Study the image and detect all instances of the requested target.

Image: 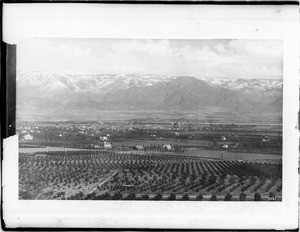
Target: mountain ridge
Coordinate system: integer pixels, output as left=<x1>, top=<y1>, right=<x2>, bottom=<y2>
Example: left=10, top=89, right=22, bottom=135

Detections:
left=16, top=71, right=282, bottom=120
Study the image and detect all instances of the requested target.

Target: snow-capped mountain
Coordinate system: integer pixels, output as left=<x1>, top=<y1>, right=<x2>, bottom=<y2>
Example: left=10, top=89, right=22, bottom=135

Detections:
left=16, top=71, right=282, bottom=119
left=17, top=71, right=173, bottom=93
left=17, top=72, right=282, bottom=92
left=17, top=71, right=282, bottom=92
left=199, top=77, right=282, bottom=91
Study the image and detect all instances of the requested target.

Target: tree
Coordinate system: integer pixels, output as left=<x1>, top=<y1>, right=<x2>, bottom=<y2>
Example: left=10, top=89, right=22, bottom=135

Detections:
left=209, top=175, right=216, bottom=184
left=125, top=193, right=136, bottom=200
left=195, top=194, right=203, bottom=201
left=181, top=194, right=189, bottom=201
left=140, top=194, right=149, bottom=200
left=112, top=192, right=122, bottom=200
left=167, top=193, right=176, bottom=201
left=210, top=194, right=217, bottom=201
left=224, top=193, right=232, bottom=201
left=100, top=192, right=110, bottom=200
left=254, top=192, right=262, bottom=201
left=269, top=192, right=276, bottom=201
left=153, top=193, right=162, bottom=200
left=86, top=192, right=96, bottom=200
left=239, top=192, right=247, bottom=201
left=78, top=191, right=84, bottom=198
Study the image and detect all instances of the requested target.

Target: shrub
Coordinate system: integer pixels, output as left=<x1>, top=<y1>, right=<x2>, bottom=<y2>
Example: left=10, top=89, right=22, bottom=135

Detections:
left=210, top=194, right=217, bottom=201
left=153, top=193, right=162, bottom=200
left=140, top=194, right=149, bottom=200
left=239, top=192, right=247, bottom=201
left=224, top=193, right=232, bottom=201
left=100, top=192, right=110, bottom=200
left=180, top=194, right=189, bottom=201
left=112, top=192, right=123, bottom=200
left=167, top=193, right=176, bottom=201
left=195, top=194, right=203, bottom=201
left=125, top=193, right=136, bottom=200
left=269, top=192, right=276, bottom=200
left=254, top=192, right=262, bottom=201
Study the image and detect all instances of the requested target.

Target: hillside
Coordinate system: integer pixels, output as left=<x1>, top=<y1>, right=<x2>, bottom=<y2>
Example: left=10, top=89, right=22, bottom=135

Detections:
left=17, top=71, right=282, bottom=121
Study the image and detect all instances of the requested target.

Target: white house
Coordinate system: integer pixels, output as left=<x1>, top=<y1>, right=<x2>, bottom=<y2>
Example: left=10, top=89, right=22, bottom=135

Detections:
left=100, top=136, right=108, bottom=141
left=23, top=134, right=33, bottom=141
left=163, top=144, right=172, bottom=150
left=104, top=141, right=112, bottom=149
left=133, top=145, right=144, bottom=150
left=222, top=144, right=229, bottom=149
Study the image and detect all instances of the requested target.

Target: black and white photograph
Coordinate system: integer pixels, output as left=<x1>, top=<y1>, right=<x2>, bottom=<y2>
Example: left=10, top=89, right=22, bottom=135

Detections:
left=17, top=38, right=283, bottom=201
left=2, top=3, right=299, bottom=229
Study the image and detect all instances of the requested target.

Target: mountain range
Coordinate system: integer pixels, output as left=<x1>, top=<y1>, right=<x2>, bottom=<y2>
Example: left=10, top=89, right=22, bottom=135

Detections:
left=16, top=71, right=282, bottom=120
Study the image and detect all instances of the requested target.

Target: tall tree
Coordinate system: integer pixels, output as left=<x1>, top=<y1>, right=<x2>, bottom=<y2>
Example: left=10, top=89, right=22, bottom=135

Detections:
left=239, top=192, right=247, bottom=201
left=210, top=194, right=217, bottom=201
left=254, top=192, right=262, bottom=201
left=224, top=193, right=232, bottom=201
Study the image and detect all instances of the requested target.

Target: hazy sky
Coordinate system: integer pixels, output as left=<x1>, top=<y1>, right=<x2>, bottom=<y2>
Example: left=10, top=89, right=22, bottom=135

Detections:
left=18, top=38, right=283, bottom=79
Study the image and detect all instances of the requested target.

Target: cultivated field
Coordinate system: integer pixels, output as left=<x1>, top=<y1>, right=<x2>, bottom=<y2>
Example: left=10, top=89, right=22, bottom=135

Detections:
left=18, top=119, right=282, bottom=201
left=19, top=150, right=282, bottom=201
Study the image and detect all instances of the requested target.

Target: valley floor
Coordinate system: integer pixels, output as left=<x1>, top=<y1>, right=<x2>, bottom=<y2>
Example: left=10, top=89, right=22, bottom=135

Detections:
left=19, top=149, right=282, bottom=201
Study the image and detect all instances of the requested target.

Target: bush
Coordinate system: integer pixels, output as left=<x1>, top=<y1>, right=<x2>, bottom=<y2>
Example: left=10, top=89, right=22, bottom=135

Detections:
left=269, top=192, right=276, bottom=200
left=167, top=193, right=176, bottom=201
left=195, top=194, right=203, bottom=201
left=86, top=192, right=96, bottom=200
left=254, top=192, right=261, bottom=201
left=210, top=194, right=217, bottom=201
left=239, top=192, right=247, bottom=201
left=99, top=192, right=110, bottom=200
left=140, top=194, right=149, bottom=200
left=180, top=194, right=189, bottom=201
left=125, top=193, right=136, bottom=200
left=224, top=193, right=232, bottom=201
left=153, top=193, right=162, bottom=200
left=112, top=192, right=123, bottom=200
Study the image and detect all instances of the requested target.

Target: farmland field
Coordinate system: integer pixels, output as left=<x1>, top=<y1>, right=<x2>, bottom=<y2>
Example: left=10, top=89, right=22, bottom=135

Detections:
left=19, top=149, right=282, bottom=201
left=18, top=120, right=282, bottom=201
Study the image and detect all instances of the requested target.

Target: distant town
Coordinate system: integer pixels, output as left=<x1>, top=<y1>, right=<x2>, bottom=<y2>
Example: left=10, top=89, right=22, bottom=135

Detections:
left=18, top=120, right=282, bottom=155
left=19, top=119, right=282, bottom=201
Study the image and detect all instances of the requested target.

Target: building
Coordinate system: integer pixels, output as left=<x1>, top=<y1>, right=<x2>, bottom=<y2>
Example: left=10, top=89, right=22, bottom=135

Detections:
left=221, top=136, right=227, bottom=141
left=23, top=134, right=33, bottom=141
left=162, top=144, right=172, bottom=151
left=100, top=136, right=108, bottom=141
left=222, top=144, right=229, bottom=149
left=133, top=145, right=144, bottom=150
left=104, top=141, right=112, bottom=149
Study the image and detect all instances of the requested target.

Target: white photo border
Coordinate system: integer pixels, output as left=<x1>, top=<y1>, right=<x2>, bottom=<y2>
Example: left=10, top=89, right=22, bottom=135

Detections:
left=3, top=3, right=299, bottom=229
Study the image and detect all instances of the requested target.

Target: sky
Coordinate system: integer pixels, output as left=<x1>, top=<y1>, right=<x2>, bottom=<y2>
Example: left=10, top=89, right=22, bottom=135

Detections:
left=17, top=38, right=283, bottom=79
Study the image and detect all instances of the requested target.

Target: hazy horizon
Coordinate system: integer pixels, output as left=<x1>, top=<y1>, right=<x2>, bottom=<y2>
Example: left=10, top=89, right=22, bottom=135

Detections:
left=18, top=38, right=283, bottom=80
